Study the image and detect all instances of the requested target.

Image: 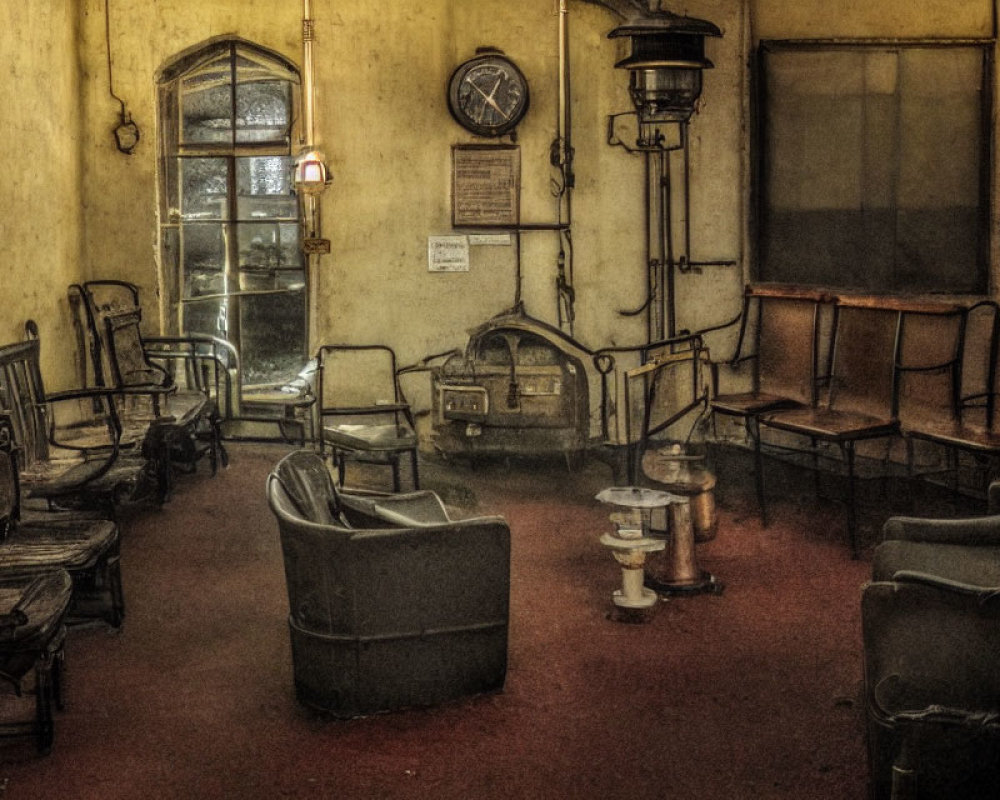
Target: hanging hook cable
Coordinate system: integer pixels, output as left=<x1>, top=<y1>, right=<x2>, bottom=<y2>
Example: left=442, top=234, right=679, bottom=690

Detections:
left=104, top=0, right=139, bottom=153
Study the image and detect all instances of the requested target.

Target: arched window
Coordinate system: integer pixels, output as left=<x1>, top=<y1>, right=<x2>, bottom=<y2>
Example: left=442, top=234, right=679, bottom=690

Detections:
left=158, top=39, right=306, bottom=389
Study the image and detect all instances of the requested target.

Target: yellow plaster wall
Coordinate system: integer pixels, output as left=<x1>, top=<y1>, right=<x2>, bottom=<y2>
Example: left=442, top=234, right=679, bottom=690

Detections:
left=71, top=0, right=747, bottom=372
left=6, top=0, right=997, bottom=392
left=0, top=1, right=85, bottom=389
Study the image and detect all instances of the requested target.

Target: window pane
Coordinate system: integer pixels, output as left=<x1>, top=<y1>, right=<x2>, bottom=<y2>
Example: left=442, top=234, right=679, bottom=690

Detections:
left=182, top=224, right=227, bottom=297
left=180, top=52, right=234, bottom=144
left=236, top=156, right=296, bottom=220
left=236, top=80, right=292, bottom=144
left=240, top=291, right=307, bottom=386
left=182, top=296, right=227, bottom=340
left=181, top=158, right=229, bottom=220
left=238, top=223, right=302, bottom=276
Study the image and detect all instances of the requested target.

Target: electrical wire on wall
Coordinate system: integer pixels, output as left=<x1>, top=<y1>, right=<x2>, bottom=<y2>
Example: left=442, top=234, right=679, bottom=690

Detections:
left=105, top=0, right=140, bottom=154
left=552, top=0, right=576, bottom=335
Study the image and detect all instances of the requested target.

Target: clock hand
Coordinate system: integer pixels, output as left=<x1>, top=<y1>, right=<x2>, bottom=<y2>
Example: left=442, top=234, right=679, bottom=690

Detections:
left=470, top=78, right=511, bottom=120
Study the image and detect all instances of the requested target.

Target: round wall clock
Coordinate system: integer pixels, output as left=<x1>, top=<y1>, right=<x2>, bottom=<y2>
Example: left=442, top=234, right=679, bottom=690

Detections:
left=447, top=50, right=530, bottom=137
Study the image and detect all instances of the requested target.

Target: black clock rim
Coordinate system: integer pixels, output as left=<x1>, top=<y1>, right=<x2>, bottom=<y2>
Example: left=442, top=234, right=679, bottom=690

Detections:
left=447, top=53, right=530, bottom=138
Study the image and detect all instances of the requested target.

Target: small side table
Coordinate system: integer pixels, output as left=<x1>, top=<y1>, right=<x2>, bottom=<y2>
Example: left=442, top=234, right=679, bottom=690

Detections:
left=596, top=487, right=672, bottom=617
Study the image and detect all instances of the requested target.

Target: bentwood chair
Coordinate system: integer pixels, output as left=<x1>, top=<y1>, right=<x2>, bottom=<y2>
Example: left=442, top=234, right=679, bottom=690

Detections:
left=315, top=345, right=419, bottom=492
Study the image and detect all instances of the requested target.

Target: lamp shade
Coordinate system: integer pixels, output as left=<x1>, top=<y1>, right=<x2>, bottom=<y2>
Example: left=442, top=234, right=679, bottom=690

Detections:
left=609, top=12, right=720, bottom=124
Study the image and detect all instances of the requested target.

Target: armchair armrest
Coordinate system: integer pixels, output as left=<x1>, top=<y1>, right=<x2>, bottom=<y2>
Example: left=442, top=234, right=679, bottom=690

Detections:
left=891, top=570, right=1000, bottom=604
left=989, top=481, right=1000, bottom=514
left=881, top=514, right=1000, bottom=547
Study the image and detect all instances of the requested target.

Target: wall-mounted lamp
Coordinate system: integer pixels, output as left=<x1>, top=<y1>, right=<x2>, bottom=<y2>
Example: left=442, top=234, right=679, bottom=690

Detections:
left=609, top=11, right=720, bottom=126
left=293, top=149, right=332, bottom=195
left=114, top=112, right=141, bottom=155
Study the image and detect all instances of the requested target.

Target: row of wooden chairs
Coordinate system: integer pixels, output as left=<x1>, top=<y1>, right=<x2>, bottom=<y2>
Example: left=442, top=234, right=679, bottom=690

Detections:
left=0, top=281, right=228, bottom=754
left=711, top=285, right=997, bottom=557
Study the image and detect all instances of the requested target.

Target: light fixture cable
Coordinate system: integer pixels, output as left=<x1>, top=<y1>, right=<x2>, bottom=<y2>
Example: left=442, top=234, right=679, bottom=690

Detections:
left=104, top=0, right=140, bottom=154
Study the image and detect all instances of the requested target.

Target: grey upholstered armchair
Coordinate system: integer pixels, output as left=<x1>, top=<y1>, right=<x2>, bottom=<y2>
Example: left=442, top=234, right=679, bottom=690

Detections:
left=266, top=450, right=510, bottom=718
left=862, top=486, right=1000, bottom=800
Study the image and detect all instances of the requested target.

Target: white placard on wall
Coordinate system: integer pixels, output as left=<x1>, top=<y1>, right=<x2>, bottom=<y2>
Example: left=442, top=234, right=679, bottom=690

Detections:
left=428, top=235, right=470, bottom=272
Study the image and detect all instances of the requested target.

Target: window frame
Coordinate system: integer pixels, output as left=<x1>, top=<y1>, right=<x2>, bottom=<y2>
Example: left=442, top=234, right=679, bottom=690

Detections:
left=157, top=38, right=308, bottom=389
left=753, top=38, right=994, bottom=295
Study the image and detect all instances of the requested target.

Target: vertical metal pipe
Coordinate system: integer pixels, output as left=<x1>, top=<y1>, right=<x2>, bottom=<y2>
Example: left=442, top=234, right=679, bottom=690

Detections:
left=644, top=151, right=655, bottom=343
left=301, top=0, right=320, bottom=354
left=302, top=0, right=316, bottom=149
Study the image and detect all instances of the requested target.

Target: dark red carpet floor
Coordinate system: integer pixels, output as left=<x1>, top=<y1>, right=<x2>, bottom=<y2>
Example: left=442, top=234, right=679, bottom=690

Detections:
left=0, top=443, right=885, bottom=798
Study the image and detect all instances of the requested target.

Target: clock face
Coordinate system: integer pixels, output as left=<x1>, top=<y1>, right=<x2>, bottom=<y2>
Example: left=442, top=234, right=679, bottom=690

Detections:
left=447, top=53, right=530, bottom=137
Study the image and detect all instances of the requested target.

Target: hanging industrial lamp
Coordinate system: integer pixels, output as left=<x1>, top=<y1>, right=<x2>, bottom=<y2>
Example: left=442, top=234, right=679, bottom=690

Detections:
left=608, top=11, right=720, bottom=125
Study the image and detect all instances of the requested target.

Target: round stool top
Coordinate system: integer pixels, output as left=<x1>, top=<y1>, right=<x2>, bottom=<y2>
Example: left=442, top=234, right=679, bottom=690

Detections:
left=595, top=486, right=684, bottom=508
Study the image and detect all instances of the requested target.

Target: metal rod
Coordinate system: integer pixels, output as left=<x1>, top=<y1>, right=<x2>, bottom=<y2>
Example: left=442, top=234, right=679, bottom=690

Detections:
left=662, top=147, right=676, bottom=339
left=302, top=0, right=316, bottom=149
left=645, top=150, right=655, bottom=342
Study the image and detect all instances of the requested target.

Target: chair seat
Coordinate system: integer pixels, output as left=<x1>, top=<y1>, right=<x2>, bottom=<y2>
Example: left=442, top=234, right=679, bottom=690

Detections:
left=0, top=571, right=73, bottom=655
left=323, top=423, right=417, bottom=452
left=1, top=519, right=118, bottom=573
left=22, top=454, right=147, bottom=501
left=762, top=406, right=899, bottom=442
left=711, top=392, right=802, bottom=417
left=906, top=419, right=1000, bottom=453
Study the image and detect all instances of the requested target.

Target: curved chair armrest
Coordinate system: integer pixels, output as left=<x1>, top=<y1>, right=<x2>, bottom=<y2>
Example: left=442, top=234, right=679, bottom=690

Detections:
left=355, top=492, right=452, bottom=526
left=989, top=481, right=1000, bottom=515
left=892, top=570, right=1000, bottom=603
left=882, top=514, right=1000, bottom=546
left=43, top=388, right=123, bottom=456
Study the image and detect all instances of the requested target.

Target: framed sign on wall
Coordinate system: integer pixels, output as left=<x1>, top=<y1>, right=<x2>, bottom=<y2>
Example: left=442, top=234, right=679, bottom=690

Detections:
left=451, top=145, right=520, bottom=228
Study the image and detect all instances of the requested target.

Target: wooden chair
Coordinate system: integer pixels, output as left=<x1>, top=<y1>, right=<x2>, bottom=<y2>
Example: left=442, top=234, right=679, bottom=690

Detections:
left=70, top=282, right=226, bottom=495
left=0, top=335, right=151, bottom=513
left=902, top=300, right=1000, bottom=497
left=759, top=297, right=908, bottom=557
left=0, top=569, right=73, bottom=754
left=710, top=285, right=832, bottom=524
left=0, top=415, right=125, bottom=629
left=315, top=345, right=418, bottom=492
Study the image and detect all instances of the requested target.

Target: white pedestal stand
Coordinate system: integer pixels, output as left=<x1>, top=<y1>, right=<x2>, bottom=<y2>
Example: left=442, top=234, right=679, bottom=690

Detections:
left=596, top=487, right=677, bottom=619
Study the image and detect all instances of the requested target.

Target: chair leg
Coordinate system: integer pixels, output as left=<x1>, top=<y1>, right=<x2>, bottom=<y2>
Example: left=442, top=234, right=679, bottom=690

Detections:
left=751, top=417, right=768, bottom=527
left=108, top=557, right=125, bottom=629
left=842, top=442, right=860, bottom=559
left=34, top=657, right=54, bottom=755
left=811, top=436, right=822, bottom=499
left=52, top=648, right=65, bottom=712
left=410, top=448, right=420, bottom=491
left=391, top=455, right=402, bottom=493
left=890, top=733, right=918, bottom=800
